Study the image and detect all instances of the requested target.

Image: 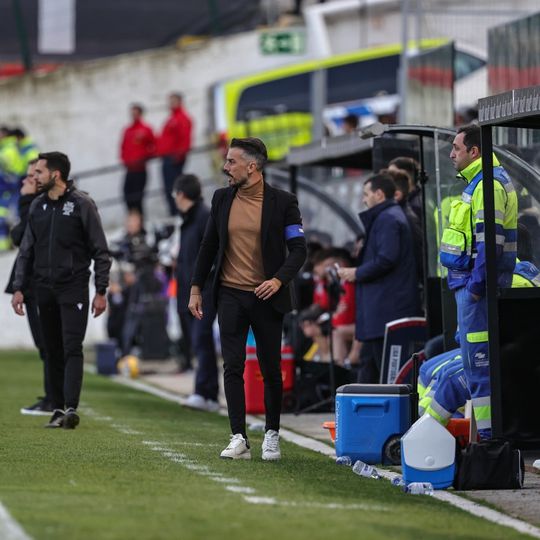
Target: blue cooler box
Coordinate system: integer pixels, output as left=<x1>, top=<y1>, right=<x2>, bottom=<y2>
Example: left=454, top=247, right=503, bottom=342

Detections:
left=335, top=384, right=411, bottom=464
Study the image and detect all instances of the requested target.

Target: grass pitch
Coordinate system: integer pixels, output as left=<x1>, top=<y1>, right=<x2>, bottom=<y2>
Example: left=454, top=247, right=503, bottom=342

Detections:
left=0, top=350, right=531, bottom=540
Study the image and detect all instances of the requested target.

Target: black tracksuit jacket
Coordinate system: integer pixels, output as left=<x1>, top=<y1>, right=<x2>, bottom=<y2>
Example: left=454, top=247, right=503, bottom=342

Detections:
left=12, top=183, right=111, bottom=295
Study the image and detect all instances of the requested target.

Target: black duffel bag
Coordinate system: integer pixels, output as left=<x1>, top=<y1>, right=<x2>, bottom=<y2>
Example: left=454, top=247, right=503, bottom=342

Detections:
left=454, top=439, right=524, bottom=490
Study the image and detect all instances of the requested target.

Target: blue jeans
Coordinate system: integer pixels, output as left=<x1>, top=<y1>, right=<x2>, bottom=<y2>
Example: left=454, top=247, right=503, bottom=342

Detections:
left=455, top=287, right=491, bottom=439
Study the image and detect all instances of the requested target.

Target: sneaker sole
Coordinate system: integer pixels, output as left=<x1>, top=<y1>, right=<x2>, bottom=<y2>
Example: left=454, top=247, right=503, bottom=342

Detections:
left=62, top=414, right=80, bottom=430
left=262, top=453, right=281, bottom=461
left=220, top=452, right=252, bottom=460
left=20, top=409, right=54, bottom=416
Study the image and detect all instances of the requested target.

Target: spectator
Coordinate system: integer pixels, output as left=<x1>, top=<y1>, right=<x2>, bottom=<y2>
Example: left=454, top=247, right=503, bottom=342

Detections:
left=299, top=304, right=330, bottom=362
left=342, top=113, right=359, bottom=134
left=388, top=156, right=422, bottom=223
left=120, top=104, right=155, bottom=215
left=386, top=167, right=423, bottom=283
left=174, top=173, right=219, bottom=410
left=338, top=173, right=420, bottom=383
left=157, top=93, right=193, bottom=216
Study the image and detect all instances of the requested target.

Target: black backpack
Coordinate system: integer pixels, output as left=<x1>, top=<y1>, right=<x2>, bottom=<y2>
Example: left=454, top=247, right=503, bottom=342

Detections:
left=454, top=439, right=524, bottom=490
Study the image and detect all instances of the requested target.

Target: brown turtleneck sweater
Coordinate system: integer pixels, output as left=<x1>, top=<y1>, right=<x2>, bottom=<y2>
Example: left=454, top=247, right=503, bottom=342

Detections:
left=220, top=179, right=266, bottom=291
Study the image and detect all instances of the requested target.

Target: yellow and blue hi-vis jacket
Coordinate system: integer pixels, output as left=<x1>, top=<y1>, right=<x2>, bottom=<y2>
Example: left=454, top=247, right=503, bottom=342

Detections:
left=440, top=156, right=518, bottom=295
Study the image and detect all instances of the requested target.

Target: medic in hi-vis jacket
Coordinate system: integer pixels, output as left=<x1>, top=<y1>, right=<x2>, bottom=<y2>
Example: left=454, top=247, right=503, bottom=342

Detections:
left=438, top=126, right=518, bottom=438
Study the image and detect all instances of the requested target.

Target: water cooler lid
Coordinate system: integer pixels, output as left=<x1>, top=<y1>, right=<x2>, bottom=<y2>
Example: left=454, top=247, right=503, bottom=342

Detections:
left=336, top=384, right=411, bottom=395
left=402, top=415, right=456, bottom=470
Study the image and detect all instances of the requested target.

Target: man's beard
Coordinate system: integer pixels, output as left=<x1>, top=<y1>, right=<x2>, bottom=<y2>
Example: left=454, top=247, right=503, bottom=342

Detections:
left=39, top=174, right=56, bottom=192
left=227, top=174, right=248, bottom=188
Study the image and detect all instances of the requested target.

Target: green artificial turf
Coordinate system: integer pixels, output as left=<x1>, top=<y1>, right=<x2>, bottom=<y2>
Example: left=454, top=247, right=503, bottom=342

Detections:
left=0, top=350, right=531, bottom=540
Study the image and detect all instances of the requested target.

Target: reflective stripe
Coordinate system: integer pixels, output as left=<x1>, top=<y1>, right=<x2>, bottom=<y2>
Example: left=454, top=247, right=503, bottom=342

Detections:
left=502, top=182, right=515, bottom=194
left=440, top=243, right=470, bottom=255
left=504, top=242, right=517, bottom=252
left=476, top=418, right=492, bottom=430
left=417, top=381, right=426, bottom=399
left=476, top=232, right=506, bottom=245
left=475, top=209, right=505, bottom=222
left=467, top=331, right=488, bottom=343
left=425, top=401, right=451, bottom=426
left=462, top=193, right=472, bottom=203
left=472, top=396, right=491, bottom=408
left=532, top=276, right=540, bottom=287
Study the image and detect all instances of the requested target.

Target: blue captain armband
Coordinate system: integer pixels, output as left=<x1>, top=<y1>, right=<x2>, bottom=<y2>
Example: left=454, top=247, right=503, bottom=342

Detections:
left=285, top=224, right=305, bottom=240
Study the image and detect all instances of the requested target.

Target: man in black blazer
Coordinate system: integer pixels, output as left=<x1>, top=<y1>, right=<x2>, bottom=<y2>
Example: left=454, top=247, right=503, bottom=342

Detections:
left=189, top=137, right=306, bottom=460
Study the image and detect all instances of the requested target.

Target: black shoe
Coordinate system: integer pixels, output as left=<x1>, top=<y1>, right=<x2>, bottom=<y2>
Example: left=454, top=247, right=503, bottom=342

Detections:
left=62, top=408, right=80, bottom=430
left=21, top=397, right=54, bottom=416
left=45, top=409, right=65, bottom=428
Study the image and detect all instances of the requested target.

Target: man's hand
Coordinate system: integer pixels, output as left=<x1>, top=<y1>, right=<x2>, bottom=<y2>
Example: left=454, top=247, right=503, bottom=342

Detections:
left=11, top=291, right=25, bottom=316
left=92, top=293, right=107, bottom=318
left=337, top=267, right=357, bottom=282
left=254, top=278, right=281, bottom=300
left=188, top=293, right=203, bottom=320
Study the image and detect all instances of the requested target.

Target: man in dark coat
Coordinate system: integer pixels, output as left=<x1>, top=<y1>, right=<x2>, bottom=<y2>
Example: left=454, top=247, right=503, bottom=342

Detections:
left=338, top=172, right=420, bottom=383
left=174, top=173, right=219, bottom=411
left=189, top=137, right=306, bottom=461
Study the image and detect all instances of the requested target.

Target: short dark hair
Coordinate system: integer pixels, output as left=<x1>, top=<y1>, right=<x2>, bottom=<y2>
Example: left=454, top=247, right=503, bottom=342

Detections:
left=385, top=168, right=410, bottom=198
left=173, top=173, right=201, bottom=201
left=457, top=124, right=481, bottom=153
left=230, top=137, right=268, bottom=170
left=38, top=152, right=71, bottom=182
left=389, top=156, right=419, bottom=185
left=343, top=113, right=359, bottom=129
left=131, top=103, right=144, bottom=115
left=11, top=127, right=25, bottom=139
left=299, top=304, right=325, bottom=324
left=365, top=172, right=396, bottom=200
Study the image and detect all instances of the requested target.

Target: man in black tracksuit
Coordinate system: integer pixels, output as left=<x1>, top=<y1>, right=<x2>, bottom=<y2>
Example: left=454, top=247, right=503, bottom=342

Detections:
left=5, top=159, right=53, bottom=415
left=11, top=152, right=111, bottom=429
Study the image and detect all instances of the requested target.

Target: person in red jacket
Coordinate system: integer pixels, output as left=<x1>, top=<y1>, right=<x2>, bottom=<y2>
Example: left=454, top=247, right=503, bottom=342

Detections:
left=157, top=93, right=193, bottom=215
left=120, top=104, right=155, bottom=215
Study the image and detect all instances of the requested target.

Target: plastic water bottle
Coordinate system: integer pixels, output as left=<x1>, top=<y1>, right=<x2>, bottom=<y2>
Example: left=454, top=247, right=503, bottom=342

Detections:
left=352, top=460, right=380, bottom=479
left=335, top=456, right=352, bottom=466
left=405, top=482, right=434, bottom=495
left=391, top=476, right=406, bottom=488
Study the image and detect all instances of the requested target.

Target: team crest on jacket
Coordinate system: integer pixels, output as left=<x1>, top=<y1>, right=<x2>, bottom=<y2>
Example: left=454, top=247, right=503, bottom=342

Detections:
left=62, top=201, right=75, bottom=216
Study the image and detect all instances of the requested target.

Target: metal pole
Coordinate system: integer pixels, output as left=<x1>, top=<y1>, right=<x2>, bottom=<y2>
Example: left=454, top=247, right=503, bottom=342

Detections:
left=12, top=0, right=32, bottom=72
left=480, top=125, right=502, bottom=438
left=310, top=69, right=327, bottom=141
left=398, top=0, right=410, bottom=123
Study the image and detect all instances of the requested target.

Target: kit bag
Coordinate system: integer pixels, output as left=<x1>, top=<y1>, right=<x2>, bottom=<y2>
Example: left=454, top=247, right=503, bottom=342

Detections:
left=454, top=439, right=524, bottom=490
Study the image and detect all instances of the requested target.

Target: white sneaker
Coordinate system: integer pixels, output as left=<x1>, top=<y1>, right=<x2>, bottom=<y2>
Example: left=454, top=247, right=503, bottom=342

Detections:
left=220, top=434, right=251, bottom=460
left=262, top=430, right=281, bottom=461
left=205, top=399, right=220, bottom=412
left=184, top=394, right=207, bottom=410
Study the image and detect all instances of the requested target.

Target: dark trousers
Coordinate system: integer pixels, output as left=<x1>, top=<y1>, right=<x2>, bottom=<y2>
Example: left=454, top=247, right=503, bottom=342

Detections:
left=218, top=286, right=284, bottom=437
left=178, top=302, right=218, bottom=401
left=123, top=170, right=147, bottom=215
left=162, top=156, right=185, bottom=216
left=36, top=286, right=89, bottom=410
left=357, top=338, right=384, bottom=384
left=25, top=294, right=52, bottom=401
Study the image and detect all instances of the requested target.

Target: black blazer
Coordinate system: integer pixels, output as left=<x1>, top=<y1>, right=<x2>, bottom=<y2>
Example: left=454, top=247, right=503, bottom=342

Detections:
left=191, top=181, right=307, bottom=314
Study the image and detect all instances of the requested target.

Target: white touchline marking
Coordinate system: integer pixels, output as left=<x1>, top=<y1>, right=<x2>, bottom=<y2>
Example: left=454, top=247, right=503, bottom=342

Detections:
left=244, top=496, right=277, bottom=505
left=0, top=502, right=32, bottom=540
left=226, top=486, right=256, bottom=494
left=209, top=477, right=241, bottom=484
left=109, top=375, right=540, bottom=537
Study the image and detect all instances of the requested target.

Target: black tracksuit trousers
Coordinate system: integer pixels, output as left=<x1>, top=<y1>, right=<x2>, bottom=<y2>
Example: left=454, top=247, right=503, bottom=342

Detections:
left=36, top=285, right=89, bottom=410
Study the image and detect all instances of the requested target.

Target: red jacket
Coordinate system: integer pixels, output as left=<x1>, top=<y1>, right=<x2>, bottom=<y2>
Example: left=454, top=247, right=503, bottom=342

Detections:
left=120, top=120, right=155, bottom=171
left=157, top=106, right=192, bottom=161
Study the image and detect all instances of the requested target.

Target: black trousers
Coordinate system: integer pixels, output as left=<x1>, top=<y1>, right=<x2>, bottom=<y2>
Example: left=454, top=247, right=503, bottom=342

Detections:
left=162, top=156, right=185, bottom=216
left=123, top=170, right=147, bottom=215
left=218, top=287, right=284, bottom=437
left=178, top=303, right=218, bottom=401
left=357, top=338, right=384, bottom=384
left=25, top=293, right=52, bottom=401
left=36, top=286, right=89, bottom=410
